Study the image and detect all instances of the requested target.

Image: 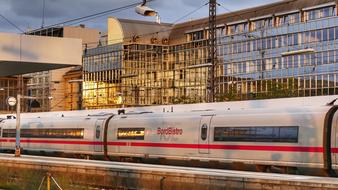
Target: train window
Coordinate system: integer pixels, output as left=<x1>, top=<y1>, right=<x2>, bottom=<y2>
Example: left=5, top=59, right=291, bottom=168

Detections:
left=2, top=129, right=15, bottom=138
left=117, top=128, right=145, bottom=140
left=214, top=126, right=298, bottom=143
left=96, top=126, right=100, bottom=139
left=2, top=128, right=84, bottom=139
left=201, top=124, right=208, bottom=141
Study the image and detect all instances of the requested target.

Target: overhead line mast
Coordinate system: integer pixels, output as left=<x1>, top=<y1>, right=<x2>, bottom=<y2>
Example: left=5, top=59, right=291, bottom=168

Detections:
left=208, top=0, right=217, bottom=102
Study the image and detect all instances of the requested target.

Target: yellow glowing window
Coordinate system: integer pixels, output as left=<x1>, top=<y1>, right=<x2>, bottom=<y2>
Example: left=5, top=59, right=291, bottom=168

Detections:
left=117, top=128, right=145, bottom=140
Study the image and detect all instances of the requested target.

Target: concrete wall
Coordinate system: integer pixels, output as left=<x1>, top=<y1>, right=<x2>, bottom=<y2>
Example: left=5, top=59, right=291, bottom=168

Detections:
left=0, top=155, right=337, bottom=190
left=64, top=26, right=100, bottom=49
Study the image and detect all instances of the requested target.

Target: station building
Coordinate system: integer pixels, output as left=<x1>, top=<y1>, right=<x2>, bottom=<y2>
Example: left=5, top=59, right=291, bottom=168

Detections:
left=26, top=25, right=100, bottom=111
left=0, top=32, right=82, bottom=113
left=83, top=0, right=338, bottom=109
left=0, top=77, right=28, bottom=113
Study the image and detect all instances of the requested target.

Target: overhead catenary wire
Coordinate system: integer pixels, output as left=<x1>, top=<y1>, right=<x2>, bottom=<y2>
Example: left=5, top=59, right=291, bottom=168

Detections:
left=28, top=0, right=155, bottom=34
left=80, top=1, right=210, bottom=47
left=93, top=0, right=285, bottom=46
left=0, top=14, right=25, bottom=33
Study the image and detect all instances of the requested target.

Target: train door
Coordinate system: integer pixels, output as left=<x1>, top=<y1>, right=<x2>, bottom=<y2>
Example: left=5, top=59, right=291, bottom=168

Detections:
left=94, top=119, right=104, bottom=152
left=0, top=127, right=2, bottom=149
left=198, top=115, right=213, bottom=154
left=335, top=116, right=338, bottom=164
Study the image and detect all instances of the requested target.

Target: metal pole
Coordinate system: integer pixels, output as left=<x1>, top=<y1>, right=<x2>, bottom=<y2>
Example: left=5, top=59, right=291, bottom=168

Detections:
left=15, top=94, right=21, bottom=157
left=47, top=172, right=51, bottom=190
left=208, top=0, right=217, bottom=102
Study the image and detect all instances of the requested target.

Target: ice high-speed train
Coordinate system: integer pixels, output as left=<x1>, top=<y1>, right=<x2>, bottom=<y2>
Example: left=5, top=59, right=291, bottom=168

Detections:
left=1, top=96, right=338, bottom=176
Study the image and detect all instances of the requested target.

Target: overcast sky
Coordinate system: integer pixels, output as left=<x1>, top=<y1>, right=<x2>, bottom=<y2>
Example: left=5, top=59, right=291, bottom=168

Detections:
left=0, top=0, right=281, bottom=33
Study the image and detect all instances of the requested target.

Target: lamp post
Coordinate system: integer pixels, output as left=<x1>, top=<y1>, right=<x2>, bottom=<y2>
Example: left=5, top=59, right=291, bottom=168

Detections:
left=6, top=94, right=51, bottom=157
left=14, top=94, right=24, bottom=157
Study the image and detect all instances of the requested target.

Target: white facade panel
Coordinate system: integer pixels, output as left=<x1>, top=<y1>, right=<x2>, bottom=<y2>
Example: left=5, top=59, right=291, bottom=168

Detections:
left=0, top=32, right=82, bottom=76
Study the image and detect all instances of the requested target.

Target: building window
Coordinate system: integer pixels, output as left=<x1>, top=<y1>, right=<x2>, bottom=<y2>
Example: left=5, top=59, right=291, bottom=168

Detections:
left=228, top=23, right=248, bottom=35
left=214, top=126, right=299, bottom=142
left=305, top=6, right=336, bottom=21
left=2, top=128, right=84, bottom=139
left=187, top=31, right=205, bottom=41
left=250, top=18, right=273, bottom=31
left=117, top=128, right=145, bottom=140
left=276, top=12, right=300, bottom=26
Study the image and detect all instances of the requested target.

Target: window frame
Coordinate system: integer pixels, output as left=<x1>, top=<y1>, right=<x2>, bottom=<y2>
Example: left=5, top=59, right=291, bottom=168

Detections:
left=213, top=126, right=299, bottom=143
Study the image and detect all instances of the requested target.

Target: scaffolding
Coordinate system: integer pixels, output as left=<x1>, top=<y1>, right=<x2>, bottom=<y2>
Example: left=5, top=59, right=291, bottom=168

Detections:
left=0, top=77, right=28, bottom=114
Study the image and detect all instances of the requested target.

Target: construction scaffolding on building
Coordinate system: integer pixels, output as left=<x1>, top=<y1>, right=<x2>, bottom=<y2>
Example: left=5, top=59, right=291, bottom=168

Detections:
left=0, top=77, right=28, bottom=114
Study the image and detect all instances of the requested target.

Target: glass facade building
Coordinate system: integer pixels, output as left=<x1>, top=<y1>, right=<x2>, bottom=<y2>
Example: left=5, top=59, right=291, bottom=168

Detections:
left=83, top=44, right=123, bottom=109
left=215, top=3, right=338, bottom=101
left=83, top=0, right=338, bottom=108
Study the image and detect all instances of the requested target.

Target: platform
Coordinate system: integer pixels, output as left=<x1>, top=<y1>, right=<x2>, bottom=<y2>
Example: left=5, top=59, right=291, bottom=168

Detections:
left=0, top=153, right=337, bottom=189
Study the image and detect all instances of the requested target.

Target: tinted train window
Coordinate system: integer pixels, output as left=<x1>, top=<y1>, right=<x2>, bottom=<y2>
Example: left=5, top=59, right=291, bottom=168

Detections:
left=96, top=126, right=100, bottom=139
left=214, top=126, right=298, bottom=143
left=2, top=128, right=84, bottom=139
left=201, top=124, right=208, bottom=141
left=117, top=128, right=145, bottom=140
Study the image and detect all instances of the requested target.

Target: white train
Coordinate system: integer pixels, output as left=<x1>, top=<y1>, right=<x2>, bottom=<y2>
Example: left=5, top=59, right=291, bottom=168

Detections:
left=1, top=96, right=338, bottom=176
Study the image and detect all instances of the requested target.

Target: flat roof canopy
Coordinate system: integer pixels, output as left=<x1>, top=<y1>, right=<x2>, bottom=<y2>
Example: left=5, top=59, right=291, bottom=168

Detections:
left=0, top=33, right=82, bottom=76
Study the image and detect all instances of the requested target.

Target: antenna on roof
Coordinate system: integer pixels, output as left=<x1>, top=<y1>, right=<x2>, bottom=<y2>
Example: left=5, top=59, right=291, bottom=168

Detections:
left=41, top=0, right=46, bottom=28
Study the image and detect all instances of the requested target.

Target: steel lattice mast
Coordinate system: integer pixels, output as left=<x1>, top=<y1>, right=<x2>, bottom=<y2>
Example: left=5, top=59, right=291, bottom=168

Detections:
left=208, top=0, right=217, bottom=102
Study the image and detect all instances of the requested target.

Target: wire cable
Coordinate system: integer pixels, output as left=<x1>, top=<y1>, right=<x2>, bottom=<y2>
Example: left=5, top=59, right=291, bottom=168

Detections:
left=0, top=14, right=25, bottom=33
left=79, top=1, right=209, bottom=47
left=172, top=2, right=209, bottom=24
left=28, top=0, right=155, bottom=33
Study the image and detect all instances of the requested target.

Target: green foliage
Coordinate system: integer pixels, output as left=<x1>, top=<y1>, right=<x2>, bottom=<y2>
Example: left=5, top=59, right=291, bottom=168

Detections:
left=216, top=78, right=299, bottom=102
left=173, top=95, right=201, bottom=104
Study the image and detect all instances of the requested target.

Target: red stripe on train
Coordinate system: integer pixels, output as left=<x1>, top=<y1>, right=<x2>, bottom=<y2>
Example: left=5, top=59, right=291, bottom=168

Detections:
left=131, top=142, right=324, bottom=152
left=1, top=138, right=337, bottom=153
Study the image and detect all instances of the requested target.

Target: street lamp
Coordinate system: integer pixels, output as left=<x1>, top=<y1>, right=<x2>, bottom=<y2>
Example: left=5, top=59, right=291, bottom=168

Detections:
left=135, top=0, right=161, bottom=24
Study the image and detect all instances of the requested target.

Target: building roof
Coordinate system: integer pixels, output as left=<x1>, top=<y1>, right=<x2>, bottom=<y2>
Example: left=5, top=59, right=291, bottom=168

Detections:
left=169, top=0, right=336, bottom=44
left=108, top=17, right=173, bottom=45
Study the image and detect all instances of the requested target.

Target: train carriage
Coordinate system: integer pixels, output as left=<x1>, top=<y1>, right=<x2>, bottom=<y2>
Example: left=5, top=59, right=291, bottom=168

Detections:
left=0, top=96, right=338, bottom=176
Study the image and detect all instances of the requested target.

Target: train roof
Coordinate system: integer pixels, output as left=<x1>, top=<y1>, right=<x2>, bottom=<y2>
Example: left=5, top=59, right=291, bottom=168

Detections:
left=1, top=95, right=337, bottom=120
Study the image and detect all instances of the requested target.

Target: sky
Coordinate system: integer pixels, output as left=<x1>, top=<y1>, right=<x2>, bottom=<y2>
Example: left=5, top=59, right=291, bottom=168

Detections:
left=0, top=0, right=281, bottom=33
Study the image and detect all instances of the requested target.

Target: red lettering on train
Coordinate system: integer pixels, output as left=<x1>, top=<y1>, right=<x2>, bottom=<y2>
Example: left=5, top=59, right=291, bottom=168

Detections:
left=157, top=127, right=183, bottom=135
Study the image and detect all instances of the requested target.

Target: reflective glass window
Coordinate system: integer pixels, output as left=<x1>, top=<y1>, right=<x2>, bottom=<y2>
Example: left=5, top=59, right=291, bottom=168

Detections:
left=2, top=128, right=84, bottom=139
left=317, top=30, right=322, bottom=41
left=329, top=28, right=335, bottom=41
left=214, top=126, right=298, bottom=142
left=201, top=124, right=208, bottom=141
